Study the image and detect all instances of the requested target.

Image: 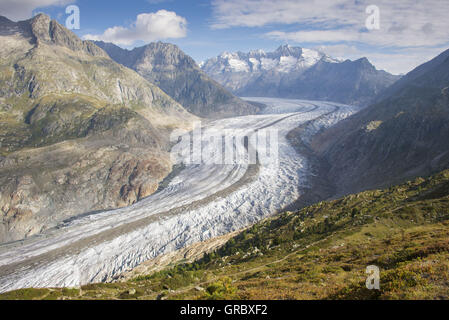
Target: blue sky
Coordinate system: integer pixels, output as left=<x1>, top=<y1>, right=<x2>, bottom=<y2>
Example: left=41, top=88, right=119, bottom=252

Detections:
left=2, top=0, right=449, bottom=74
left=28, top=0, right=295, bottom=63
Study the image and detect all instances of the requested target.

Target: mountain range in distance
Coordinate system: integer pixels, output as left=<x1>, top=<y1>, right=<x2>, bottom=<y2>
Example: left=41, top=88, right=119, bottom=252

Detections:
left=201, top=45, right=400, bottom=106
left=93, top=41, right=260, bottom=118
left=1, top=9, right=449, bottom=300
left=94, top=41, right=401, bottom=109
left=0, top=12, right=444, bottom=243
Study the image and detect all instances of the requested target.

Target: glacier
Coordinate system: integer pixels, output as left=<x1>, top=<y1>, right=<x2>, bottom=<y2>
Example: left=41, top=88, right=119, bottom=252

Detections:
left=0, top=98, right=359, bottom=293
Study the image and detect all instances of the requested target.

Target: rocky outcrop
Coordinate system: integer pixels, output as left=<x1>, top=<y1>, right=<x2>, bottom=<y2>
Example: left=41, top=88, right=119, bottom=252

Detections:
left=0, top=132, right=173, bottom=242
left=94, top=41, right=260, bottom=118
left=0, top=14, right=196, bottom=243
left=24, top=14, right=107, bottom=57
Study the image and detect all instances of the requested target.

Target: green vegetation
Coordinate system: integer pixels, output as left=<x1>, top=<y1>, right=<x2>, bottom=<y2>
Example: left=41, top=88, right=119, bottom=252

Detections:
left=2, top=169, right=449, bottom=300
left=0, top=92, right=141, bottom=155
left=0, top=288, right=50, bottom=300
left=204, top=277, right=238, bottom=300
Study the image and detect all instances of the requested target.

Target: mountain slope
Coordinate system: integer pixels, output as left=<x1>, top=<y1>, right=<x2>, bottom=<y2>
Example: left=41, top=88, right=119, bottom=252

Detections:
left=4, top=169, right=448, bottom=300
left=0, top=14, right=195, bottom=243
left=94, top=41, right=260, bottom=118
left=201, top=45, right=399, bottom=106
left=374, top=48, right=449, bottom=102
left=311, top=48, right=449, bottom=196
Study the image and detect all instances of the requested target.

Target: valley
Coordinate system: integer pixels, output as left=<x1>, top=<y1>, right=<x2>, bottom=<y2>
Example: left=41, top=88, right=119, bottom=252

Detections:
left=0, top=3, right=448, bottom=302
left=0, top=98, right=357, bottom=293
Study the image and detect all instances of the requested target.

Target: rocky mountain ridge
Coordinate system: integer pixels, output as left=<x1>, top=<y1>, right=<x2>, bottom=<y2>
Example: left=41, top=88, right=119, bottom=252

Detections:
left=201, top=45, right=400, bottom=106
left=0, top=14, right=196, bottom=243
left=201, top=45, right=339, bottom=76
left=94, top=41, right=260, bottom=118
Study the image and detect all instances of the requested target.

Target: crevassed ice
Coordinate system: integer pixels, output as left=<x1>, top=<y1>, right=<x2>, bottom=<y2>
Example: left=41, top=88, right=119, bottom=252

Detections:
left=0, top=98, right=359, bottom=293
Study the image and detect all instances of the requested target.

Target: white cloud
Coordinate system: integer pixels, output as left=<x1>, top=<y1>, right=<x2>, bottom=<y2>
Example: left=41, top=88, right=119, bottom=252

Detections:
left=266, top=30, right=358, bottom=43
left=146, top=0, right=173, bottom=3
left=212, top=0, right=449, bottom=47
left=0, top=0, right=74, bottom=21
left=265, top=26, right=448, bottom=48
left=211, top=0, right=449, bottom=73
left=83, top=10, right=187, bottom=46
left=211, top=0, right=362, bottom=29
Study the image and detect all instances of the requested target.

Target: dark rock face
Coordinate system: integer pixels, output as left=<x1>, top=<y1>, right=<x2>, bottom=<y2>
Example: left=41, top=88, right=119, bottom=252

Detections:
left=201, top=45, right=400, bottom=106
left=312, top=48, right=449, bottom=196
left=275, top=58, right=399, bottom=106
left=95, top=41, right=259, bottom=118
left=0, top=14, right=195, bottom=243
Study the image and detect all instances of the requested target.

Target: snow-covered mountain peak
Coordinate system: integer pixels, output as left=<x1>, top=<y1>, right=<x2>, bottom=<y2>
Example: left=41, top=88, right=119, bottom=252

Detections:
left=202, top=45, right=332, bottom=75
left=321, top=55, right=343, bottom=63
left=200, top=45, right=400, bottom=106
left=274, top=44, right=304, bottom=57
